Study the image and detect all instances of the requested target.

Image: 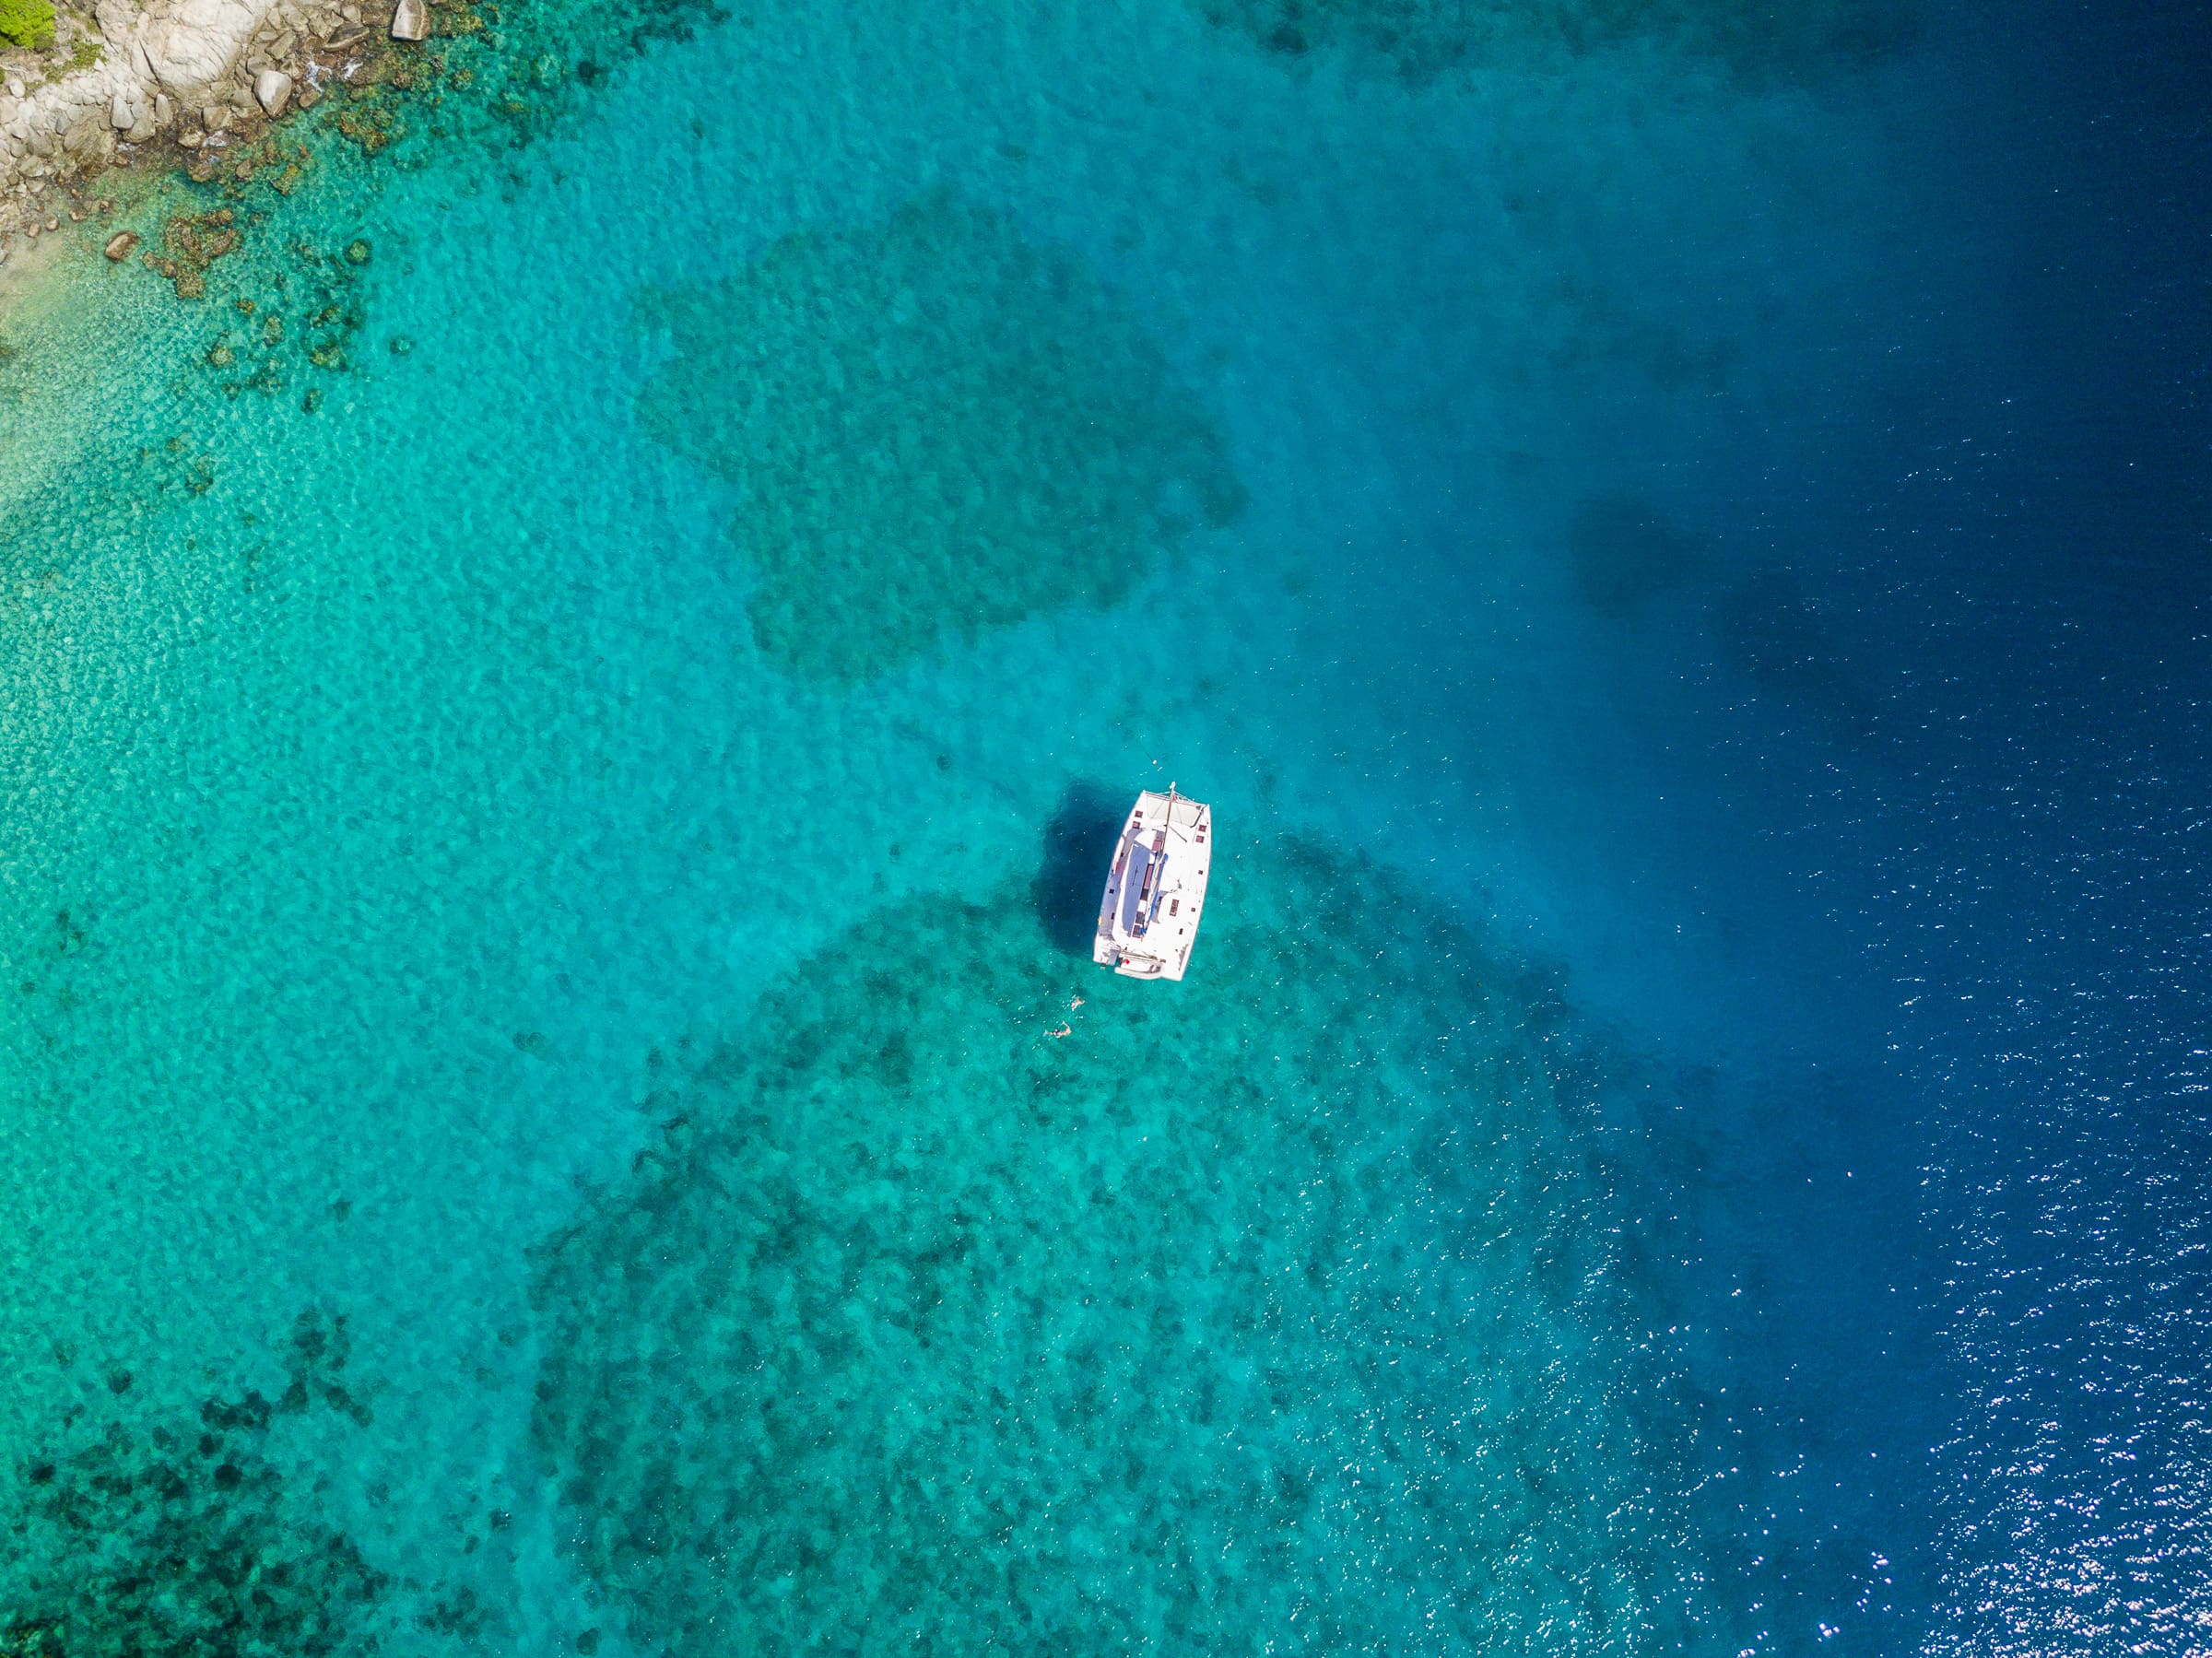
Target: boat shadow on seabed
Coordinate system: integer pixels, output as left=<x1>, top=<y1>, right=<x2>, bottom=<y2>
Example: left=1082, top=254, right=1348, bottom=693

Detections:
left=1031, top=782, right=1129, bottom=958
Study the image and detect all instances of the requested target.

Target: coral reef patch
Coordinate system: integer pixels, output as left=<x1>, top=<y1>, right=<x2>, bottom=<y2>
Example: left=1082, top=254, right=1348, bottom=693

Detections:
left=634, top=191, right=1244, bottom=683
left=0, top=1311, right=387, bottom=1658
left=531, top=841, right=1713, bottom=1652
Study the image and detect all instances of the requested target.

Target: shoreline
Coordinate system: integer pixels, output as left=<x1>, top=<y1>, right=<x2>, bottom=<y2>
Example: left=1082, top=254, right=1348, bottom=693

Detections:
left=1, top=0, right=412, bottom=300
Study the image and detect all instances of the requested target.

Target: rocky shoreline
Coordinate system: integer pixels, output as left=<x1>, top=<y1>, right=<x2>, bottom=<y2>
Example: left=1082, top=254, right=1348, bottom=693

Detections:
left=0, top=0, right=419, bottom=265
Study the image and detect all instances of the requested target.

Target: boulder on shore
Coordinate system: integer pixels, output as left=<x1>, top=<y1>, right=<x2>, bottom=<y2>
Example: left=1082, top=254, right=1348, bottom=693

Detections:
left=254, top=69, right=293, bottom=115
left=391, top=0, right=427, bottom=41
left=147, top=0, right=266, bottom=103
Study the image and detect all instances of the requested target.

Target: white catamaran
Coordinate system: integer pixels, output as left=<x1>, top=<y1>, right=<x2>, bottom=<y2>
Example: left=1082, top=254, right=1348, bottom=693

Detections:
left=1094, top=786, right=1212, bottom=981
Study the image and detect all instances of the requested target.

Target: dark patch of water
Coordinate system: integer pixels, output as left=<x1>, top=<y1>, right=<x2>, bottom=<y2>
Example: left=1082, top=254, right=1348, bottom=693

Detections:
left=1712, top=565, right=1883, bottom=745
left=1569, top=491, right=1705, bottom=619
left=1195, top=0, right=1920, bottom=84
left=633, top=190, right=1243, bottom=684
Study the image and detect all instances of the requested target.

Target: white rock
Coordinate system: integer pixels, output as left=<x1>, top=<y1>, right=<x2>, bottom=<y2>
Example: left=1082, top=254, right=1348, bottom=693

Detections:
left=64, top=111, right=112, bottom=159
left=111, top=89, right=135, bottom=130
left=253, top=69, right=291, bottom=114
left=153, top=92, right=173, bottom=126
left=96, top=0, right=135, bottom=46
left=391, top=0, right=427, bottom=41
left=146, top=0, right=263, bottom=102
left=5, top=80, right=23, bottom=101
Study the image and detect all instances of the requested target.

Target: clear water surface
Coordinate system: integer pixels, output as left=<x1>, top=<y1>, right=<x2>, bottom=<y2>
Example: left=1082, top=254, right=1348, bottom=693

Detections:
left=0, top=0, right=2206, bottom=1652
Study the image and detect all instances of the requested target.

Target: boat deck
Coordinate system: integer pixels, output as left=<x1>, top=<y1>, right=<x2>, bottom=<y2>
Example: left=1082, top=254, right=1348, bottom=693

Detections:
left=1094, top=788, right=1212, bottom=982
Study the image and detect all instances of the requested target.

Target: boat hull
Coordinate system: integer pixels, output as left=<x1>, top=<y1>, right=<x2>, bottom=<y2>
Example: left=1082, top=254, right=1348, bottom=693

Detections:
left=1094, top=788, right=1212, bottom=982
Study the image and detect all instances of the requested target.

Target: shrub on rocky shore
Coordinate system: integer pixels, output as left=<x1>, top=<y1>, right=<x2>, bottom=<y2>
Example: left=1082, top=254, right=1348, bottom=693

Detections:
left=0, top=0, right=54, bottom=50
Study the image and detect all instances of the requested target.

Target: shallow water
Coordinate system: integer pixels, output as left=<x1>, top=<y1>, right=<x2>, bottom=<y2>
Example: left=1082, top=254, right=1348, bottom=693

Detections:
left=0, top=0, right=2206, bottom=1652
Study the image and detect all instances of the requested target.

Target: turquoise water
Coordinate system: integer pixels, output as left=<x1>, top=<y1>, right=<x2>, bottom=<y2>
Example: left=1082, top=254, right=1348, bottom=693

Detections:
left=3, top=0, right=2208, bottom=1651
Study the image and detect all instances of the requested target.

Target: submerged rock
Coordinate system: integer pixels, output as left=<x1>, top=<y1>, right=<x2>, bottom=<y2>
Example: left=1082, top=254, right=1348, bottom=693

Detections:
left=145, top=206, right=244, bottom=300
left=103, top=228, right=138, bottom=259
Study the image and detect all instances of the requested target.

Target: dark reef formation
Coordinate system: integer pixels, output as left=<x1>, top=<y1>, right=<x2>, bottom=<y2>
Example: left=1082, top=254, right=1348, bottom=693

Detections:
left=1196, top=0, right=1920, bottom=84
left=634, top=191, right=1244, bottom=683
left=1569, top=491, right=1705, bottom=619
left=0, top=1311, right=386, bottom=1658
left=1713, top=564, right=1882, bottom=743
left=531, top=841, right=1713, bottom=1652
left=1564, top=489, right=1885, bottom=742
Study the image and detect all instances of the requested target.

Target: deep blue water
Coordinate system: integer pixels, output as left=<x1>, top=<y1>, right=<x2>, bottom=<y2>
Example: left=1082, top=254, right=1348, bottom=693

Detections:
left=0, top=0, right=2205, bottom=1651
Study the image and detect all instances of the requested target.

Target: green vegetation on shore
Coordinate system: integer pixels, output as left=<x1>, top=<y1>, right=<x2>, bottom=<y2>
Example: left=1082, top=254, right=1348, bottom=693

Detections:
left=0, top=0, right=54, bottom=51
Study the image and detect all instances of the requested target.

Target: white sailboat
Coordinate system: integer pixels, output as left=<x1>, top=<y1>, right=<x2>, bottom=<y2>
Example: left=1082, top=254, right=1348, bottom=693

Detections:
left=1094, top=786, right=1212, bottom=981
